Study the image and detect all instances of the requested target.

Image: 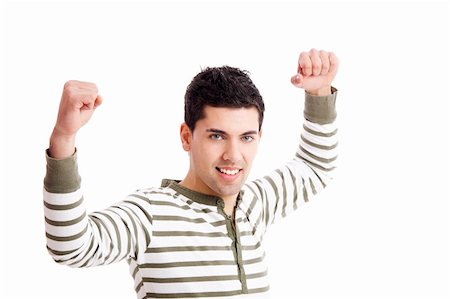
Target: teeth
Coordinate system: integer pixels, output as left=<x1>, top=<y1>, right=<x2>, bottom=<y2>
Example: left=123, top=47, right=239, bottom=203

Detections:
left=219, top=168, right=240, bottom=175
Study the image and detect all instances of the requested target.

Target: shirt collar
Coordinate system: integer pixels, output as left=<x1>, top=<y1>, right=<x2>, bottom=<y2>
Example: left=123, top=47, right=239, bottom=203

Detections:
left=161, top=179, right=243, bottom=208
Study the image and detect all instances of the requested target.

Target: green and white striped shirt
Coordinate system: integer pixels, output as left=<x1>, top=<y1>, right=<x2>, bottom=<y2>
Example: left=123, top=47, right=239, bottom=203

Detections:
left=43, top=89, right=338, bottom=298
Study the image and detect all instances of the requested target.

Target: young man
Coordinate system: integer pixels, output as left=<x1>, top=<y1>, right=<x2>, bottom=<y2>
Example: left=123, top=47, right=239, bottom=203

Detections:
left=43, top=49, right=338, bottom=298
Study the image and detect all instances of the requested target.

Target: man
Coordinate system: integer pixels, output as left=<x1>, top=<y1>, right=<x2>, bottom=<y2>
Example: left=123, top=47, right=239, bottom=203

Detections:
left=43, top=49, right=338, bottom=298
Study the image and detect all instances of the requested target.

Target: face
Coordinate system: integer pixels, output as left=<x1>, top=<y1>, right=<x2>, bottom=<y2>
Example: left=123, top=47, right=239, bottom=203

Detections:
left=180, top=106, right=261, bottom=200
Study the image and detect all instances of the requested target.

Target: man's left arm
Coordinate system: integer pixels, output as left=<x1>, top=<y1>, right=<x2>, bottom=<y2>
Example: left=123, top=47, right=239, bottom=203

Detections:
left=243, top=49, right=339, bottom=229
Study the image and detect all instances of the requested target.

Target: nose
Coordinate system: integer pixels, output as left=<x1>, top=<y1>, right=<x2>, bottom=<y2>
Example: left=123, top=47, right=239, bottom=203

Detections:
left=222, top=140, right=242, bottom=163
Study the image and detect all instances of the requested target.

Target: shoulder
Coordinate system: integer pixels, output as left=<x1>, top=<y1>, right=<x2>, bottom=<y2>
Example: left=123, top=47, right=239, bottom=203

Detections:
left=131, top=186, right=178, bottom=201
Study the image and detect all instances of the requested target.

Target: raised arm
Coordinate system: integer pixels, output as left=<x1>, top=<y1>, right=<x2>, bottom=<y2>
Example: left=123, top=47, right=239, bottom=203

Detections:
left=244, top=49, right=339, bottom=229
left=43, top=81, right=150, bottom=267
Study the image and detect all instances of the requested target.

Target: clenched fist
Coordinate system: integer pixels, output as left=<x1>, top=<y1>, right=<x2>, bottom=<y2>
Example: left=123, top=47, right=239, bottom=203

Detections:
left=49, top=80, right=103, bottom=159
left=291, top=49, right=339, bottom=96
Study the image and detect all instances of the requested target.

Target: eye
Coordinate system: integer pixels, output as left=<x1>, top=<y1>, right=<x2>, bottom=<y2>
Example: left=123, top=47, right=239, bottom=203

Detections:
left=209, top=134, right=224, bottom=141
left=241, top=135, right=254, bottom=143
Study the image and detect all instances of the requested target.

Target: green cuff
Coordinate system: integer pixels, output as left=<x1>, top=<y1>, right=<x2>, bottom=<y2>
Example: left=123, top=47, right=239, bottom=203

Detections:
left=304, top=86, right=338, bottom=124
left=44, top=149, right=81, bottom=193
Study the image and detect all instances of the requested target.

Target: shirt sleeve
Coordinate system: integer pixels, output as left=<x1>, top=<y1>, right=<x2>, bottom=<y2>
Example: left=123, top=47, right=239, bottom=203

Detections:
left=43, top=150, right=152, bottom=268
left=243, top=87, right=338, bottom=232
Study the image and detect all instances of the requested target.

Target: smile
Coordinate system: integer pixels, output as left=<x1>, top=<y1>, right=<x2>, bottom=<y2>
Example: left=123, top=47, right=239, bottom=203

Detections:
left=216, top=167, right=241, bottom=176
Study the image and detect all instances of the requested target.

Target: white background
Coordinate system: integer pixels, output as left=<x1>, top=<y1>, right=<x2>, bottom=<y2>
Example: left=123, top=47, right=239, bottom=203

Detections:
left=1, top=1, right=449, bottom=298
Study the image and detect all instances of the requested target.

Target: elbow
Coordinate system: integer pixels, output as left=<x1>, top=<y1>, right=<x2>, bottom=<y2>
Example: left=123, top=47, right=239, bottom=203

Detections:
left=46, top=244, right=94, bottom=268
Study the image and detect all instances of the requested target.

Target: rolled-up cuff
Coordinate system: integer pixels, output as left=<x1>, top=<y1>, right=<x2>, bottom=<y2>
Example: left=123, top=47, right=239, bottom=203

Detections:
left=44, top=149, right=81, bottom=193
left=304, top=86, right=338, bottom=124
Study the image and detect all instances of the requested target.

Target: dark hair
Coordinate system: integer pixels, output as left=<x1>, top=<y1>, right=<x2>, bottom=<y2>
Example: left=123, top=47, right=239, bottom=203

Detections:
left=184, top=66, right=265, bottom=131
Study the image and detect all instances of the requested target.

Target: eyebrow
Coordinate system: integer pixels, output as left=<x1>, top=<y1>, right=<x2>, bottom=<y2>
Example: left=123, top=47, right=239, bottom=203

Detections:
left=206, top=128, right=259, bottom=136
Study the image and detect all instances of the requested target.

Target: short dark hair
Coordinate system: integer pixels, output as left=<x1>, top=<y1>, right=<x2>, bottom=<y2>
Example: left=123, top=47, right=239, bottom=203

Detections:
left=184, top=66, right=265, bottom=131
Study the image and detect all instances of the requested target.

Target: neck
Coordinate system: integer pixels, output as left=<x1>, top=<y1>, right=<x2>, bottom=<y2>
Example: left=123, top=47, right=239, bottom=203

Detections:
left=222, top=196, right=238, bottom=216
left=180, top=174, right=238, bottom=216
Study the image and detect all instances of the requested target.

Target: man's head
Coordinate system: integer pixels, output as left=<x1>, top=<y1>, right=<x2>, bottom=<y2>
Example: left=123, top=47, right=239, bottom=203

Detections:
left=184, top=66, right=265, bottom=132
left=180, top=66, right=265, bottom=201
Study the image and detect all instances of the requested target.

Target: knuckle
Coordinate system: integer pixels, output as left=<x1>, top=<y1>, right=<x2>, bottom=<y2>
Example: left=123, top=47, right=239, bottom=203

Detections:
left=64, top=80, right=75, bottom=89
left=330, top=52, right=339, bottom=64
left=302, top=60, right=311, bottom=67
left=300, top=51, right=309, bottom=57
left=299, top=52, right=309, bottom=63
left=64, top=88, right=76, bottom=100
left=312, top=55, right=321, bottom=64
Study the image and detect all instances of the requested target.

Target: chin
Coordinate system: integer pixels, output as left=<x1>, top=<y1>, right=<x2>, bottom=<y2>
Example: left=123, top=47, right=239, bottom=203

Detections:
left=214, top=183, right=244, bottom=198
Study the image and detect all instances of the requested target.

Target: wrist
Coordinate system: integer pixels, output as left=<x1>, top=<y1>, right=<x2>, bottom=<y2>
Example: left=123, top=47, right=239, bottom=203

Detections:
left=49, top=129, right=76, bottom=159
left=306, top=85, right=332, bottom=96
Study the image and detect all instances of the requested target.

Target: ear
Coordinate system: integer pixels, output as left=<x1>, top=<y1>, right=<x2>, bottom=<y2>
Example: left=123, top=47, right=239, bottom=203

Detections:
left=180, top=123, right=192, bottom=152
left=258, top=129, right=263, bottom=139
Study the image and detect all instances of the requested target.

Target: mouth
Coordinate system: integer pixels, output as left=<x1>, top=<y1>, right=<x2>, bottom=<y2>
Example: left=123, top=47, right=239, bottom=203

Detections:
left=216, top=167, right=242, bottom=176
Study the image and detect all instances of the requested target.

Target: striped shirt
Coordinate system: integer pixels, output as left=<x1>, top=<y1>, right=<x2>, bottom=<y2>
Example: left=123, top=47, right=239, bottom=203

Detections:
left=43, top=88, right=338, bottom=298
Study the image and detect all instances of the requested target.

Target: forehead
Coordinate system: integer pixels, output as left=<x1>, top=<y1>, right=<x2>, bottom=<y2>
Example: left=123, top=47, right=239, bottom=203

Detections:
left=196, top=106, right=260, bottom=134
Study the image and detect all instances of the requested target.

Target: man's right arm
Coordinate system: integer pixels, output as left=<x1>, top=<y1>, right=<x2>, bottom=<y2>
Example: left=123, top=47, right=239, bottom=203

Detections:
left=44, top=81, right=150, bottom=267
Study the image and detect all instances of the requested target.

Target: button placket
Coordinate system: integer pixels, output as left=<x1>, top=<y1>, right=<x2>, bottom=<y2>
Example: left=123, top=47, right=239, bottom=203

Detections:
left=217, top=202, right=248, bottom=293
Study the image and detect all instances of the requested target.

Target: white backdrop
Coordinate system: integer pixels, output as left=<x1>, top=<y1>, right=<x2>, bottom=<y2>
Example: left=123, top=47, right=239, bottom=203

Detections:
left=1, top=1, right=449, bottom=298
